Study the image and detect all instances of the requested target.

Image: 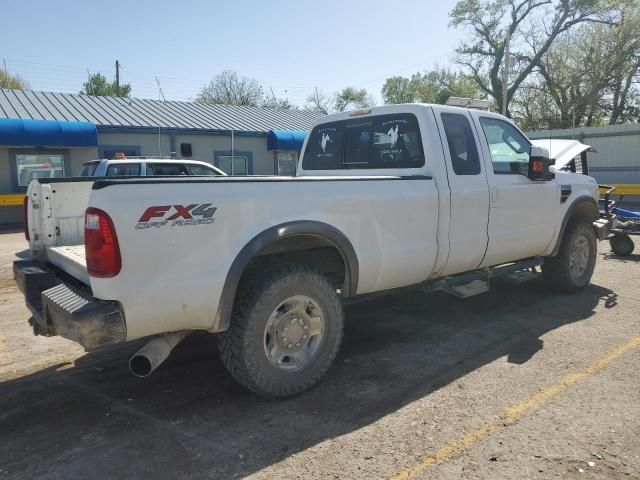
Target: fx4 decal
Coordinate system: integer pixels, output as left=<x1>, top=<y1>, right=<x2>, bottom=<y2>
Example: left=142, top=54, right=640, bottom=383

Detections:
left=136, top=204, right=217, bottom=229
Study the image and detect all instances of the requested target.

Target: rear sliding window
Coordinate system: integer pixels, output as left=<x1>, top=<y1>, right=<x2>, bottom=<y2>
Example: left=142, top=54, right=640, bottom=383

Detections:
left=302, top=113, right=425, bottom=170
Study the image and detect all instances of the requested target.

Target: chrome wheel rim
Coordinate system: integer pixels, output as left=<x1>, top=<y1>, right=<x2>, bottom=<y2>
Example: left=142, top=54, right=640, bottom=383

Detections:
left=264, top=295, right=325, bottom=371
left=569, top=235, right=590, bottom=280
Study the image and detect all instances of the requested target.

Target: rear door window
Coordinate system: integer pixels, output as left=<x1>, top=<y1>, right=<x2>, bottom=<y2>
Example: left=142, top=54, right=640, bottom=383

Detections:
left=302, top=113, right=424, bottom=170
left=105, top=163, right=141, bottom=176
left=147, top=163, right=188, bottom=175
left=185, top=164, right=219, bottom=175
left=441, top=113, right=481, bottom=175
left=80, top=162, right=99, bottom=176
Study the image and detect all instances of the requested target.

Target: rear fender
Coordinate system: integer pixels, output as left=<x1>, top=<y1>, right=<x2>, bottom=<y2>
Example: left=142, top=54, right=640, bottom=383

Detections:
left=213, top=221, right=358, bottom=332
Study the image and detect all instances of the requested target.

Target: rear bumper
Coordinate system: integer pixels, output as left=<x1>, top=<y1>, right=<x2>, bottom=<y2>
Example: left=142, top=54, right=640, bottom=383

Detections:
left=13, top=260, right=126, bottom=351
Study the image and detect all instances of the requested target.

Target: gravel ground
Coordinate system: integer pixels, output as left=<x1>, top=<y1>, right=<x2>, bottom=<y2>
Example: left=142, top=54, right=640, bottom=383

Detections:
left=0, top=232, right=638, bottom=480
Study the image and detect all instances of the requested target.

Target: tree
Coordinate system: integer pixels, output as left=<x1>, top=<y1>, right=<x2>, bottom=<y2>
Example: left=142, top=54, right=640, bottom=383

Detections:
left=334, top=87, right=375, bottom=111
left=305, top=88, right=333, bottom=115
left=382, top=68, right=484, bottom=105
left=305, top=87, right=375, bottom=114
left=381, top=75, right=421, bottom=104
left=261, top=95, right=297, bottom=110
left=510, top=5, right=640, bottom=129
left=80, top=73, right=131, bottom=97
left=450, top=0, right=623, bottom=116
left=0, top=70, right=29, bottom=90
left=197, top=71, right=263, bottom=106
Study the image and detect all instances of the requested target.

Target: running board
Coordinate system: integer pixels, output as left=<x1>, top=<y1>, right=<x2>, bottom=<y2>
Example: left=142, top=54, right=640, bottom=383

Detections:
left=445, top=279, right=490, bottom=298
left=428, top=257, right=543, bottom=299
left=501, top=269, right=540, bottom=284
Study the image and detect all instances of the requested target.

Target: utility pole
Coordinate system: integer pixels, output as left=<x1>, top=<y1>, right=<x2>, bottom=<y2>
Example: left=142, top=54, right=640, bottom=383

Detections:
left=502, top=30, right=510, bottom=116
left=3, top=58, right=7, bottom=76
left=115, top=60, right=120, bottom=96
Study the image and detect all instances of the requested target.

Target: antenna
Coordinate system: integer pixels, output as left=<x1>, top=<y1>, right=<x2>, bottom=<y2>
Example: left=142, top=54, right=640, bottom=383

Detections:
left=155, top=76, right=166, bottom=102
left=115, top=60, right=120, bottom=96
left=155, top=77, right=165, bottom=156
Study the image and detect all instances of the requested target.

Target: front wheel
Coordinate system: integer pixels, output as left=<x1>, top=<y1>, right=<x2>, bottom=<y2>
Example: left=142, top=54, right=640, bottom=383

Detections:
left=610, top=235, right=634, bottom=256
left=542, top=221, right=597, bottom=293
left=218, top=265, right=343, bottom=398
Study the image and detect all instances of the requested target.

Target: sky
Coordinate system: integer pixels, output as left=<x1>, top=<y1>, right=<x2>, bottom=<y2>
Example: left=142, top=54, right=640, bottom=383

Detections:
left=1, top=0, right=465, bottom=105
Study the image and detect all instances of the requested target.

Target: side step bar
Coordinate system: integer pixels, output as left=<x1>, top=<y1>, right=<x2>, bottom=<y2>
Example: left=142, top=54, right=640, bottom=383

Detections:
left=430, top=257, right=543, bottom=299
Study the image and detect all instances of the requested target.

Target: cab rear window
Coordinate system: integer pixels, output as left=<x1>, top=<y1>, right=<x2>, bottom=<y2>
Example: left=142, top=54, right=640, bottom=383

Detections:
left=302, top=113, right=425, bottom=170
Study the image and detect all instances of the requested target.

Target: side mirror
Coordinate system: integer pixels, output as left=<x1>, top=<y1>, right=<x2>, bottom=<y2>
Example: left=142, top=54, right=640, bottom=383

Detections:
left=528, top=145, right=555, bottom=181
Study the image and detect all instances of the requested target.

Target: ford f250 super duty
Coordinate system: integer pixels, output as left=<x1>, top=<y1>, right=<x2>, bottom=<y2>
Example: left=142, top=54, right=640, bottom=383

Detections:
left=14, top=104, right=607, bottom=397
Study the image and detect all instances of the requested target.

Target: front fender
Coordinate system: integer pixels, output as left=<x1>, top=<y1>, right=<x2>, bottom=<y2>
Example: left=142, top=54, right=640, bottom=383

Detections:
left=549, top=196, right=599, bottom=256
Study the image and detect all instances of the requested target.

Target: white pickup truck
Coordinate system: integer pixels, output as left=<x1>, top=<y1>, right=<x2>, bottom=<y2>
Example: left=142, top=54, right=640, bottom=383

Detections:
left=14, top=104, right=606, bottom=398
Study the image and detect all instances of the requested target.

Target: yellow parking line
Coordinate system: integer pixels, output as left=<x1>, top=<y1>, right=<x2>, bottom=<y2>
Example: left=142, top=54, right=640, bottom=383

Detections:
left=391, top=336, right=640, bottom=480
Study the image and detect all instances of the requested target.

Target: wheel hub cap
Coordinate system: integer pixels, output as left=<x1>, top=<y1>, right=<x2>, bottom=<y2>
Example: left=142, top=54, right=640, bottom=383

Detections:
left=569, top=235, right=589, bottom=279
left=264, top=295, right=325, bottom=371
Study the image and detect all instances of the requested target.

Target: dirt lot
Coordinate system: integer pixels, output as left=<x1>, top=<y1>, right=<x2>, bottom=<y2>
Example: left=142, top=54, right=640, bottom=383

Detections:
left=1, top=232, right=639, bottom=480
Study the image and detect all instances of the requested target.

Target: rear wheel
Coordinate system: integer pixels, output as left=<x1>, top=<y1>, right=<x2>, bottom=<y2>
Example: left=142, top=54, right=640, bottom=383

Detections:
left=218, top=265, right=343, bottom=398
left=610, top=235, right=634, bottom=256
left=542, top=221, right=597, bottom=293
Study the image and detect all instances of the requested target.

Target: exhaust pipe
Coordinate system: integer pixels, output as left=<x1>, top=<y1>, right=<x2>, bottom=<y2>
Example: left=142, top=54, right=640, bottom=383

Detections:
left=129, top=330, right=191, bottom=378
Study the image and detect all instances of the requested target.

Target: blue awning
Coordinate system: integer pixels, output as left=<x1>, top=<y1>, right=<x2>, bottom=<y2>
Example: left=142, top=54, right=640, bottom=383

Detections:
left=0, top=118, right=98, bottom=147
left=267, top=130, right=307, bottom=151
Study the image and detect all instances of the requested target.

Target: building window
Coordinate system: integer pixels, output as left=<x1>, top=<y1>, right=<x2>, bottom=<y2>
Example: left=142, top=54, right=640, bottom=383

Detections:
left=218, top=155, right=248, bottom=175
left=276, top=152, right=298, bottom=176
left=16, top=153, right=65, bottom=186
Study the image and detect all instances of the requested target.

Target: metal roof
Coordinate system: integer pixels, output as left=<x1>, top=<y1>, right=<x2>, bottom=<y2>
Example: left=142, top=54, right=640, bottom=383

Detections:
left=0, top=89, right=323, bottom=133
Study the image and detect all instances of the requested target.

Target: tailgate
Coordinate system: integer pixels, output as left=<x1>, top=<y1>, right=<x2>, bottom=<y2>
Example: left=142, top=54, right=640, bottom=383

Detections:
left=46, top=245, right=88, bottom=284
left=26, top=179, right=93, bottom=283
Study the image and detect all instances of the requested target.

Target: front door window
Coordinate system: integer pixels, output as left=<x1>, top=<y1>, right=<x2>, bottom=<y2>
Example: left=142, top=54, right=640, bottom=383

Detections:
left=16, top=153, right=65, bottom=186
left=479, top=117, right=530, bottom=174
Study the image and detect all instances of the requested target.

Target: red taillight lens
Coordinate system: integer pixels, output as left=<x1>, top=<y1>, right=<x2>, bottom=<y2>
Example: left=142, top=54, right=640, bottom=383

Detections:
left=85, top=207, right=121, bottom=278
left=23, top=196, right=29, bottom=241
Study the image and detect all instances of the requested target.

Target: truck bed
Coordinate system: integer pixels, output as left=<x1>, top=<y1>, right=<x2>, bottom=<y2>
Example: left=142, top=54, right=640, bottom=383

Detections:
left=46, top=245, right=88, bottom=284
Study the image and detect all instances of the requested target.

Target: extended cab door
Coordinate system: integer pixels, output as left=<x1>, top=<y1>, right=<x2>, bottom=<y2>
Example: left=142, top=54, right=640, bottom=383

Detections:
left=433, top=107, right=490, bottom=275
left=471, top=113, right=558, bottom=267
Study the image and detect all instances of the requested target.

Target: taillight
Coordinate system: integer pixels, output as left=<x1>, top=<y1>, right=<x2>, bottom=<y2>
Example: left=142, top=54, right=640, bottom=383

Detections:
left=85, top=207, right=121, bottom=278
left=23, top=196, right=29, bottom=241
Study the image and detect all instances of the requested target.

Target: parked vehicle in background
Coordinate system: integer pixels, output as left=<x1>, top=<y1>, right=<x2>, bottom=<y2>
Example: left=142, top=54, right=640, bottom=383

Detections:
left=79, top=156, right=226, bottom=177
left=15, top=104, right=606, bottom=398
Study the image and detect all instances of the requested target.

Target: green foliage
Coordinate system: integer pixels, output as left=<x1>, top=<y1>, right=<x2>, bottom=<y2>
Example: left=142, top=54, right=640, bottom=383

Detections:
left=382, top=69, right=484, bottom=105
left=512, top=3, right=640, bottom=129
left=80, top=73, right=131, bottom=97
left=305, top=87, right=375, bottom=114
left=0, top=70, right=29, bottom=90
left=450, top=0, right=628, bottom=116
left=334, top=87, right=374, bottom=112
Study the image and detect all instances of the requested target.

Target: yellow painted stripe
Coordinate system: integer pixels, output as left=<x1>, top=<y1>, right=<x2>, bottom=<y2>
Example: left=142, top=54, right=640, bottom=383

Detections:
left=599, top=184, right=640, bottom=196
left=0, top=194, right=25, bottom=207
left=391, top=336, right=640, bottom=480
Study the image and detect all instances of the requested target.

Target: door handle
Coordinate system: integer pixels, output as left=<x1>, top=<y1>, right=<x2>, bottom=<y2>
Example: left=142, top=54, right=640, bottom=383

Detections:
left=491, top=187, right=498, bottom=203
